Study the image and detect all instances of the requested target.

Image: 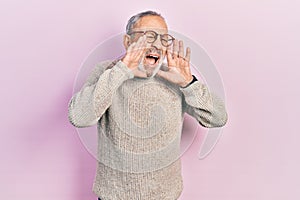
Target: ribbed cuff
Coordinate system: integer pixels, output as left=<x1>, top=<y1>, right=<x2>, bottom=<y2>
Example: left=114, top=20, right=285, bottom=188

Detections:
left=180, top=75, right=198, bottom=89
left=179, top=79, right=204, bottom=99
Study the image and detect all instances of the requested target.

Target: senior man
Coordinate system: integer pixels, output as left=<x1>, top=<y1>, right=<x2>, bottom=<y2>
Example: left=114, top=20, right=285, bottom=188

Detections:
left=68, top=10, right=228, bottom=200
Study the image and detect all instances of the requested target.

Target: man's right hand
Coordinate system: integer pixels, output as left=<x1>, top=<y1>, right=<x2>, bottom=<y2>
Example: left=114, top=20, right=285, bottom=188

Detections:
left=121, top=35, right=149, bottom=78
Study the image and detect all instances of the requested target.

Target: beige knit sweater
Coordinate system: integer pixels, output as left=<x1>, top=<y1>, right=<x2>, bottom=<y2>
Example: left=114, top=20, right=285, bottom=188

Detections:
left=68, top=59, right=228, bottom=200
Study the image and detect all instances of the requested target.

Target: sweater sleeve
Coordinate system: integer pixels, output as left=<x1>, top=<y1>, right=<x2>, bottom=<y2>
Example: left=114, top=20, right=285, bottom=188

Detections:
left=180, top=80, right=228, bottom=128
left=68, top=60, right=134, bottom=128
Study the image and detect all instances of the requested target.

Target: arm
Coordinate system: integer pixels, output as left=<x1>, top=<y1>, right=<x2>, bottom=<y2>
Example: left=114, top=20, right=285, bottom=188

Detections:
left=180, top=79, right=228, bottom=128
left=68, top=60, right=134, bottom=128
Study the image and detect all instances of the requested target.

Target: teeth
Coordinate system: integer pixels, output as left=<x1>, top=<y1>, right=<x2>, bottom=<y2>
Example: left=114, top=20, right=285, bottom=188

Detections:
left=145, top=54, right=159, bottom=65
left=147, top=55, right=158, bottom=58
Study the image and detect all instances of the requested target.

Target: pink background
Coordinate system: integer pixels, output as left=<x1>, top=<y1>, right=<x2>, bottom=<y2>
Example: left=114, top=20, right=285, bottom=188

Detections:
left=1, top=0, right=299, bottom=199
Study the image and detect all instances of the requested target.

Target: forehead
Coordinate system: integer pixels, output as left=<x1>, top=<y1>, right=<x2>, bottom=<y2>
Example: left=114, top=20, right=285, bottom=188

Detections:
left=133, top=15, right=168, bottom=33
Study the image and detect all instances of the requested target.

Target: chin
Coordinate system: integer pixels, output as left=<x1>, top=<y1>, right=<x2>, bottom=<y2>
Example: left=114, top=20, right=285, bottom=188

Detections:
left=138, top=53, right=165, bottom=78
left=139, top=59, right=163, bottom=78
left=137, top=48, right=166, bottom=78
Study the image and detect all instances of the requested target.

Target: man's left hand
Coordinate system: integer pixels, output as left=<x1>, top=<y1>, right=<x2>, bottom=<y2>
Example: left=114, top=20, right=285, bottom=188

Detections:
left=157, top=40, right=193, bottom=87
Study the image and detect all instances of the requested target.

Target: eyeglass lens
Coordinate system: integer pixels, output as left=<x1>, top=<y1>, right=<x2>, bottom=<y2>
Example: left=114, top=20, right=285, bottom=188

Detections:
left=144, top=31, right=173, bottom=47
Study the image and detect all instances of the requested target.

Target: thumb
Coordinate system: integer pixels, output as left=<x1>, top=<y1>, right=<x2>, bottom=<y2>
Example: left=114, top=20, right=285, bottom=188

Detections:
left=166, top=48, right=173, bottom=63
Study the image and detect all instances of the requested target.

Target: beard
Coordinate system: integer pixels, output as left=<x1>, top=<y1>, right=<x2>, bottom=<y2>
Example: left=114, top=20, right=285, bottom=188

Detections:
left=138, top=48, right=164, bottom=78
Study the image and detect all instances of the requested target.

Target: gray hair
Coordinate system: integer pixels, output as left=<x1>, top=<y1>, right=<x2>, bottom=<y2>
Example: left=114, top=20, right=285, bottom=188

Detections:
left=126, top=10, right=165, bottom=34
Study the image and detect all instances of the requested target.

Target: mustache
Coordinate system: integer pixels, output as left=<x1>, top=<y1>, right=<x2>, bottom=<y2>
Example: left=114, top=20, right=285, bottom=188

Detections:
left=145, top=47, right=162, bottom=56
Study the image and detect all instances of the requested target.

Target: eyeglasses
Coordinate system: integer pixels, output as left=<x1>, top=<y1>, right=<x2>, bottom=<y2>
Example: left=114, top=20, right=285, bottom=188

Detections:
left=128, top=30, right=175, bottom=47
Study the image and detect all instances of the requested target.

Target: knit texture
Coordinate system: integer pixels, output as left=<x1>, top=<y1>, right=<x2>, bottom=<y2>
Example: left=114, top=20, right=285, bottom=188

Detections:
left=68, top=59, right=228, bottom=200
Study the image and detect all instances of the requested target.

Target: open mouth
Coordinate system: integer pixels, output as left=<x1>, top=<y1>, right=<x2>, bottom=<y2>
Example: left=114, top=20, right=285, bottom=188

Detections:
left=145, top=53, right=160, bottom=66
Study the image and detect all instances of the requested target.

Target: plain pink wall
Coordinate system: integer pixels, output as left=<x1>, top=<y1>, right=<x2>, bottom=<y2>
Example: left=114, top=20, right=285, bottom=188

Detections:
left=1, top=0, right=300, bottom=199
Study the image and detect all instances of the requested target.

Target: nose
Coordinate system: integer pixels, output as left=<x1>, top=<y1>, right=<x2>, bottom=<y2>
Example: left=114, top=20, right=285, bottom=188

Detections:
left=151, top=35, right=163, bottom=49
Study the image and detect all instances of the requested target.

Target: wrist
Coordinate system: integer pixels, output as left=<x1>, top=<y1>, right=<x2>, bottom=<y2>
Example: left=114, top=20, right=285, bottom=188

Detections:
left=121, top=59, right=136, bottom=70
left=180, top=75, right=198, bottom=88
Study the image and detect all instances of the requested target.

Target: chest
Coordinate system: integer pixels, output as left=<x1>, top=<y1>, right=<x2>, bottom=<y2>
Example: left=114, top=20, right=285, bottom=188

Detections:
left=108, top=78, right=184, bottom=136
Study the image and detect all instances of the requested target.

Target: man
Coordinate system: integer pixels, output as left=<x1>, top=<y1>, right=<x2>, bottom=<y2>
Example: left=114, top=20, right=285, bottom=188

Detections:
left=68, top=10, right=228, bottom=200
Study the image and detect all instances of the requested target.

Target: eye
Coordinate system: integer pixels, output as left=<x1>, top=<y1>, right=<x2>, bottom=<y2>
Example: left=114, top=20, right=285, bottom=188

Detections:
left=161, top=34, right=172, bottom=40
left=145, top=33, right=156, bottom=38
left=144, top=32, right=155, bottom=42
left=161, top=38, right=173, bottom=46
left=146, top=35, right=155, bottom=39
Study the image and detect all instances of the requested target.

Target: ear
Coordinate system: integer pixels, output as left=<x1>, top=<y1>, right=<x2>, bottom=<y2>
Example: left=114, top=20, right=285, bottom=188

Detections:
left=123, top=34, right=131, bottom=50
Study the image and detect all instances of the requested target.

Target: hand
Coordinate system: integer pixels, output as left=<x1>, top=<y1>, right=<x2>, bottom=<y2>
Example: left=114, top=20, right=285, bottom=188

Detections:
left=121, top=35, right=149, bottom=78
left=157, top=40, right=193, bottom=87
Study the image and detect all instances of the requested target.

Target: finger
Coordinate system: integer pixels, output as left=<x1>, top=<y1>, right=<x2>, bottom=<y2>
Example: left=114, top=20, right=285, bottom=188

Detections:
left=127, top=42, right=136, bottom=54
left=136, top=39, right=148, bottom=60
left=132, top=35, right=147, bottom=57
left=173, top=39, right=179, bottom=58
left=185, top=47, right=191, bottom=61
left=134, top=35, right=146, bottom=52
left=136, top=46, right=146, bottom=63
left=166, top=45, right=173, bottom=63
left=134, top=42, right=149, bottom=66
left=178, top=40, right=184, bottom=58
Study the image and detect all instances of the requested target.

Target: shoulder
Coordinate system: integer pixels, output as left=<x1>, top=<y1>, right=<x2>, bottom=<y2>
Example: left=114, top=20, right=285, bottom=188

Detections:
left=89, top=59, right=121, bottom=79
left=83, top=59, right=120, bottom=86
left=94, top=59, right=119, bottom=73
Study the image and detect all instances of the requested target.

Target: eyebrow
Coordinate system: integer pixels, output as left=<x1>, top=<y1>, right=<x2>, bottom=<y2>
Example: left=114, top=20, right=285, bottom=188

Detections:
left=131, top=28, right=168, bottom=33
